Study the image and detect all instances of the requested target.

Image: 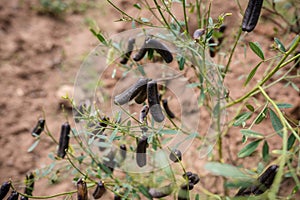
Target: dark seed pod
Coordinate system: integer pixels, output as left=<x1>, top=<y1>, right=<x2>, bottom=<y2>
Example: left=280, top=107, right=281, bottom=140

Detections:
left=120, top=38, right=136, bottom=64
left=136, top=135, right=148, bottom=167
left=57, top=122, right=70, bottom=158
left=189, top=173, right=200, bottom=185
left=24, top=172, right=35, bottom=196
left=20, top=196, right=28, bottom=200
left=92, top=180, right=106, bottom=199
left=242, top=0, right=263, bottom=32
left=253, top=165, right=279, bottom=194
left=7, top=191, right=19, bottom=200
left=208, top=38, right=216, bottom=57
left=114, top=78, right=150, bottom=105
left=146, top=39, right=173, bottom=63
left=169, top=149, right=182, bottom=163
left=114, top=194, right=121, bottom=200
left=133, top=40, right=148, bottom=61
left=148, top=183, right=174, bottom=198
left=134, top=86, right=147, bottom=104
left=236, top=165, right=279, bottom=196
left=147, top=80, right=165, bottom=122
left=162, top=99, right=175, bottom=119
left=120, top=144, right=127, bottom=160
left=77, top=178, right=88, bottom=200
left=182, top=171, right=193, bottom=179
left=0, top=181, right=11, bottom=199
left=180, top=182, right=194, bottom=191
left=31, top=118, right=45, bottom=137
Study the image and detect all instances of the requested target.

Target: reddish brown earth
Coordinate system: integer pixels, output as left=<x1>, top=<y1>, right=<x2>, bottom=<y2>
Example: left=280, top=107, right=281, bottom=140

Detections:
left=0, top=0, right=299, bottom=199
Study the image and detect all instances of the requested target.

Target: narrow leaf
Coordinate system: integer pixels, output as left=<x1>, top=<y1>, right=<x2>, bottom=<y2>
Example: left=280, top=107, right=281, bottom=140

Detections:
left=249, top=42, right=265, bottom=60
left=240, top=129, right=264, bottom=139
left=262, top=141, right=269, bottom=162
left=109, top=128, right=118, bottom=142
left=269, top=108, right=283, bottom=137
left=244, top=61, right=263, bottom=86
left=205, top=162, right=250, bottom=179
left=287, top=133, right=296, bottom=150
left=28, top=139, right=40, bottom=152
left=274, top=38, right=286, bottom=52
left=246, top=104, right=255, bottom=112
left=233, top=112, right=252, bottom=126
left=90, top=28, right=107, bottom=45
left=276, top=103, right=293, bottom=109
left=178, top=56, right=185, bottom=70
left=238, top=140, right=262, bottom=158
left=255, top=107, right=268, bottom=124
left=158, top=129, right=178, bottom=135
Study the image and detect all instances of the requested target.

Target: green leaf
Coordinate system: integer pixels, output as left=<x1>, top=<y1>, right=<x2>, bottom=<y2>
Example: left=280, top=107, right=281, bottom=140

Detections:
left=255, top=107, right=268, bottom=124
left=240, top=129, right=264, bottom=139
left=90, top=28, right=107, bottom=45
left=287, top=133, right=296, bottom=150
left=249, top=42, right=265, bottom=60
left=186, top=83, right=201, bottom=88
left=133, top=3, right=141, bottom=9
left=28, top=139, right=40, bottom=152
left=269, top=108, right=283, bottom=137
left=158, top=129, right=178, bottom=135
left=244, top=61, right=263, bottom=86
left=138, top=185, right=152, bottom=199
left=233, top=112, right=252, bottom=126
left=274, top=38, right=286, bottom=52
left=178, top=56, right=185, bottom=70
left=109, top=128, right=118, bottom=142
left=276, top=103, right=293, bottom=109
left=238, top=140, right=262, bottom=158
left=262, top=141, right=269, bottom=162
left=204, top=162, right=250, bottom=179
left=246, top=104, right=255, bottom=112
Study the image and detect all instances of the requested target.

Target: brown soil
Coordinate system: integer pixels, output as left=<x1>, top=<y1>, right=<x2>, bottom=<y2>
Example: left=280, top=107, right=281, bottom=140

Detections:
left=0, top=0, right=299, bottom=199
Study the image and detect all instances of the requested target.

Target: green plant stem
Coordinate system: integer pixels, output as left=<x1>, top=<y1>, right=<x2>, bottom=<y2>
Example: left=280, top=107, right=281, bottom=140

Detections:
left=153, top=0, right=171, bottom=30
left=223, top=27, right=242, bottom=77
left=196, top=0, right=202, bottom=28
left=160, top=0, right=181, bottom=28
left=182, top=0, right=189, bottom=34
left=226, top=35, right=300, bottom=108
left=258, top=86, right=288, bottom=199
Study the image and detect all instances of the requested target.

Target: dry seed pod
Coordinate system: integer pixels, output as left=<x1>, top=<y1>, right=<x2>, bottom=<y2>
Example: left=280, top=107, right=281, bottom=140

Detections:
left=147, top=80, right=165, bottom=122
left=162, top=99, right=175, bottom=119
left=134, top=86, right=147, bottom=104
left=180, top=182, right=194, bottom=191
left=0, top=181, right=11, bottom=199
left=7, top=191, right=19, bottom=200
left=92, top=180, right=106, bottom=199
left=20, top=196, right=28, bottom=200
left=146, top=39, right=173, bottom=63
left=24, top=172, right=35, bottom=196
left=77, top=178, right=88, bottom=200
left=120, top=38, right=136, bottom=64
left=148, top=183, right=174, bottom=198
left=193, top=28, right=205, bottom=40
left=236, top=165, right=279, bottom=196
left=136, top=135, right=148, bottom=167
left=182, top=172, right=193, bottom=179
left=169, top=149, right=182, bottom=163
left=242, top=0, right=263, bottom=32
left=31, top=118, right=45, bottom=137
left=57, top=122, right=70, bottom=158
left=218, top=25, right=227, bottom=44
left=189, top=174, right=200, bottom=185
left=133, top=40, right=148, bottom=61
left=114, top=78, right=149, bottom=105
left=120, top=144, right=127, bottom=160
